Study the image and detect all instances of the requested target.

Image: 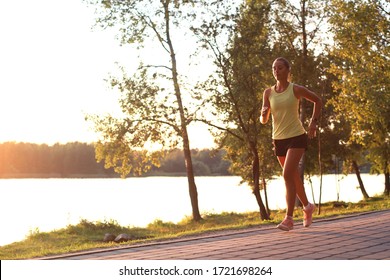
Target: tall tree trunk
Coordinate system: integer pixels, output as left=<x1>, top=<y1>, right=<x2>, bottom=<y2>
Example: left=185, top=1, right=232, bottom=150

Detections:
left=251, top=142, right=270, bottom=220
left=182, top=140, right=201, bottom=221
left=164, top=1, right=201, bottom=221
left=262, top=177, right=270, bottom=216
left=352, top=160, right=369, bottom=200
left=297, top=149, right=305, bottom=207
left=317, top=123, right=322, bottom=214
left=297, top=0, right=308, bottom=207
left=384, top=161, right=389, bottom=196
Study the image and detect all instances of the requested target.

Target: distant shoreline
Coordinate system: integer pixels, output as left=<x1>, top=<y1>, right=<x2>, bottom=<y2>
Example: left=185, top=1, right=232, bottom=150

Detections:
left=0, top=172, right=232, bottom=179
left=0, top=172, right=372, bottom=179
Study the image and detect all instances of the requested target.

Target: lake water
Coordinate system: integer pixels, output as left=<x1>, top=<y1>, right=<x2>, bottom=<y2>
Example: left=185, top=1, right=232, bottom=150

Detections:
left=0, top=174, right=385, bottom=246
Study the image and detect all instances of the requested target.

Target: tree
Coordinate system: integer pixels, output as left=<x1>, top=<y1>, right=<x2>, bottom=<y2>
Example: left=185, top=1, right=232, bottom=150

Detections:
left=271, top=0, right=330, bottom=207
left=85, top=0, right=208, bottom=221
left=328, top=0, right=390, bottom=195
left=193, top=0, right=276, bottom=220
left=271, top=0, right=330, bottom=88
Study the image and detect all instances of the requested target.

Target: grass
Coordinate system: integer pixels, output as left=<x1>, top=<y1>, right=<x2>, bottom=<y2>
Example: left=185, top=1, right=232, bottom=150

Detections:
left=1, top=195, right=389, bottom=260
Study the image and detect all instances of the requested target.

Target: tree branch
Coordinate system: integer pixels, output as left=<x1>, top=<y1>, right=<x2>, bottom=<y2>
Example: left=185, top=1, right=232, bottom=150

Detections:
left=126, top=117, right=181, bottom=135
left=137, top=10, right=170, bottom=54
left=140, top=64, right=173, bottom=71
left=194, top=118, right=244, bottom=141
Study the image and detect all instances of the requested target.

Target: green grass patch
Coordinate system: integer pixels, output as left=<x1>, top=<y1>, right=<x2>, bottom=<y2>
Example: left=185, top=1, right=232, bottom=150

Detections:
left=1, top=195, right=389, bottom=260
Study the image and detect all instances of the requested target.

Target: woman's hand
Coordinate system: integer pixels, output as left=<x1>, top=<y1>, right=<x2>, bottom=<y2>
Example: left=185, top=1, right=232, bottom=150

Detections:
left=260, top=106, right=270, bottom=124
left=308, top=120, right=317, bottom=139
left=294, top=85, right=322, bottom=139
left=261, top=106, right=269, bottom=116
left=260, top=88, right=271, bottom=125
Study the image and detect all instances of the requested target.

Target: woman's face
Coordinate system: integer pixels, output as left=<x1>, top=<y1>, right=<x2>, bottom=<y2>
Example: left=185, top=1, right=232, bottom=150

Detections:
left=272, top=60, right=289, bottom=81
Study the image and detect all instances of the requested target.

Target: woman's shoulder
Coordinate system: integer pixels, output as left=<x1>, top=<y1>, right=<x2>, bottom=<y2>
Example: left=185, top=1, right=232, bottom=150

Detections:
left=293, top=83, right=312, bottom=92
left=263, top=86, right=273, bottom=96
left=293, top=84, right=320, bottom=101
left=292, top=83, right=305, bottom=90
left=292, top=83, right=309, bottom=96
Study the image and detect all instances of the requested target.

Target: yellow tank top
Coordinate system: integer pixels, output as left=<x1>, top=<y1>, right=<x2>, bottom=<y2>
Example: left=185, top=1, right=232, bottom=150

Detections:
left=269, top=83, right=305, bottom=140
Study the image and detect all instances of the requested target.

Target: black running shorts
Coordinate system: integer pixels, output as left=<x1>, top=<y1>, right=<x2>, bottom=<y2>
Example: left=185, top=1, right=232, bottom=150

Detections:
left=272, top=133, right=308, bottom=157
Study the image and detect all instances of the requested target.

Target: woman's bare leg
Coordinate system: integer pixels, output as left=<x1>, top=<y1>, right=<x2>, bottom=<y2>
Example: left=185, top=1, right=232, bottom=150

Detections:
left=277, top=148, right=307, bottom=217
left=293, top=163, right=309, bottom=207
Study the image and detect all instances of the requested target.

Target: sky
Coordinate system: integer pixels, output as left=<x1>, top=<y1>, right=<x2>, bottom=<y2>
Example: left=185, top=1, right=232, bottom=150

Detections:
left=0, top=0, right=215, bottom=149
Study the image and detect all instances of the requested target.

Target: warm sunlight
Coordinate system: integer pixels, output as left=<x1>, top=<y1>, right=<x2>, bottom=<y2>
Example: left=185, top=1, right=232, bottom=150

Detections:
left=0, top=0, right=214, bottom=148
left=0, top=0, right=124, bottom=144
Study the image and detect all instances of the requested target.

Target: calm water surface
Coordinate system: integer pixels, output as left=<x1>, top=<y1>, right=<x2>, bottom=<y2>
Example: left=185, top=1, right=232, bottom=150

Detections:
left=0, top=175, right=384, bottom=246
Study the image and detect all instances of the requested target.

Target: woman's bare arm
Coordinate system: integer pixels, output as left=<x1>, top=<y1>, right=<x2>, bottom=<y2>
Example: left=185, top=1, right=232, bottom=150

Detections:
left=260, top=88, right=271, bottom=124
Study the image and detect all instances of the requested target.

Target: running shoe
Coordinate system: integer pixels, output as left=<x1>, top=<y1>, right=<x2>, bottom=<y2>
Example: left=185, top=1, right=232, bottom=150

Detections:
left=303, top=203, right=315, bottom=227
left=277, top=216, right=294, bottom=231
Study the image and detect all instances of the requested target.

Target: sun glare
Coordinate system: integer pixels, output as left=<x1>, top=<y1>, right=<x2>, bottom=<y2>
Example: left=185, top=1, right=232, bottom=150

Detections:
left=0, top=0, right=215, bottom=149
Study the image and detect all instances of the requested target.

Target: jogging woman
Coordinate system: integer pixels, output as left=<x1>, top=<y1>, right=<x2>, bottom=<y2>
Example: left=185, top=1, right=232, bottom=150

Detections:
left=260, top=57, right=322, bottom=231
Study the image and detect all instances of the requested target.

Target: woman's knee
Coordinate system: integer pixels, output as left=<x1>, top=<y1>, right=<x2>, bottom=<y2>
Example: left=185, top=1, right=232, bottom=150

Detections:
left=284, top=165, right=301, bottom=181
left=282, top=168, right=296, bottom=184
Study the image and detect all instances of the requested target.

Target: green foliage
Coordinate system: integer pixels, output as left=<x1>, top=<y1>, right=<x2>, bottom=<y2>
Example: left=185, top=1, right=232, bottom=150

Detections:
left=88, top=67, right=181, bottom=177
left=270, top=1, right=336, bottom=177
left=84, top=1, right=205, bottom=182
left=154, top=148, right=231, bottom=176
left=194, top=0, right=277, bottom=187
left=271, top=0, right=331, bottom=84
left=328, top=0, right=389, bottom=183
